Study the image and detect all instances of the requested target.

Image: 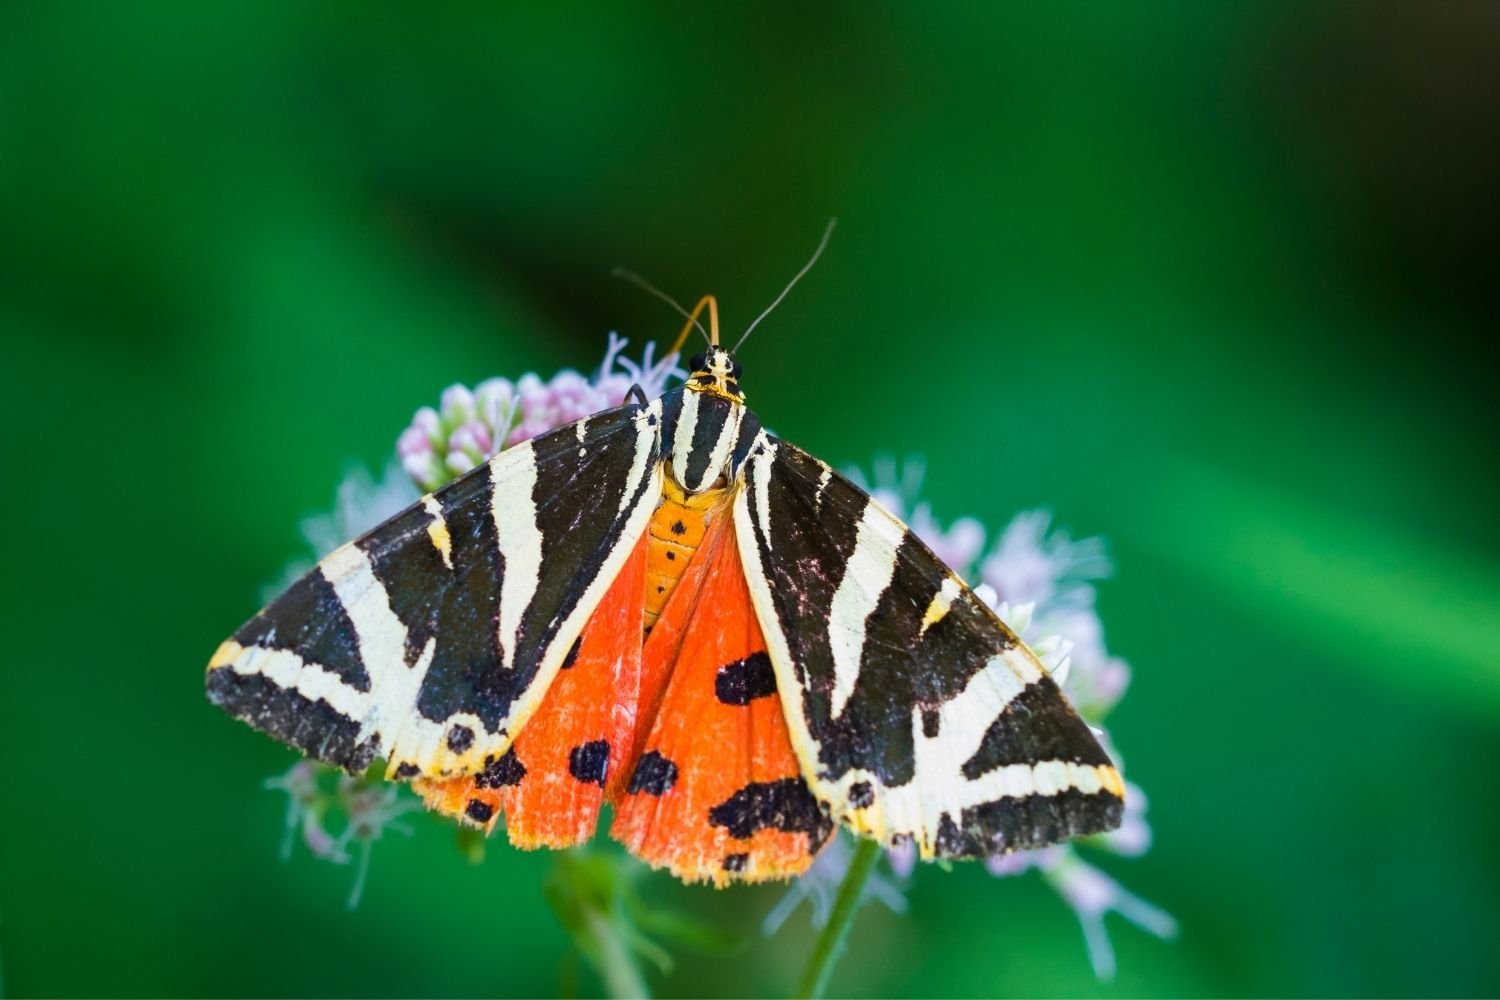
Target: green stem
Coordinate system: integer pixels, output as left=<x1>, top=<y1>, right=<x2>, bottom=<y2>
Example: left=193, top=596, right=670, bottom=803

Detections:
left=793, top=838, right=883, bottom=1000
left=583, top=905, right=652, bottom=1000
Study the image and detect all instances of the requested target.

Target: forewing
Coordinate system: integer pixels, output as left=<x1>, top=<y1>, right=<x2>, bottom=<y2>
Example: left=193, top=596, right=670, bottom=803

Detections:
left=207, top=400, right=663, bottom=778
left=734, top=433, right=1124, bottom=859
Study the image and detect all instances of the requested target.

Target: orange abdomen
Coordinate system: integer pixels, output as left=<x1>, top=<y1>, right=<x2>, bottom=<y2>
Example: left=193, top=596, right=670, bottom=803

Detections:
left=643, top=476, right=731, bottom=629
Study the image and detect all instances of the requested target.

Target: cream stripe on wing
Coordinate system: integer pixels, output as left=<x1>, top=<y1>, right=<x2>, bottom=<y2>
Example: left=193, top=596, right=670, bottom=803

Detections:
left=827, top=501, right=907, bottom=719
left=321, top=543, right=438, bottom=754
left=489, top=443, right=543, bottom=671
left=748, top=432, right=776, bottom=539
left=218, top=641, right=371, bottom=720
left=618, top=409, right=655, bottom=515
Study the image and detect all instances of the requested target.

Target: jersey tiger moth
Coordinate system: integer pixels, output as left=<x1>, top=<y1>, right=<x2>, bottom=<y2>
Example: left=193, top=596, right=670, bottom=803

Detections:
left=207, top=284, right=1124, bottom=886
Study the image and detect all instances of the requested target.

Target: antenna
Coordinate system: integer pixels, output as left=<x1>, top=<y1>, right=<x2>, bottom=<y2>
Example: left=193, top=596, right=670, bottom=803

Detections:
left=732, top=218, right=837, bottom=353
left=610, top=266, right=711, bottom=348
left=668, top=295, right=720, bottom=356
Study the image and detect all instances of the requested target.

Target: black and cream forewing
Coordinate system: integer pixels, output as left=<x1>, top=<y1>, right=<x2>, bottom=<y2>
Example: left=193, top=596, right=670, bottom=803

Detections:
left=733, top=432, right=1125, bottom=858
left=207, top=399, right=663, bottom=780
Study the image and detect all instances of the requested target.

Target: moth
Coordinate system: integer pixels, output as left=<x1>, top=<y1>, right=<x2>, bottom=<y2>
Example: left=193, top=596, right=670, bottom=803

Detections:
left=207, top=258, right=1123, bottom=885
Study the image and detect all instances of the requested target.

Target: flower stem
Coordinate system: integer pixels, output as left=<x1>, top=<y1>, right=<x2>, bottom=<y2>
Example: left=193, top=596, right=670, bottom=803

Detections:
left=583, top=905, right=652, bottom=1000
left=793, top=837, right=883, bottom=1000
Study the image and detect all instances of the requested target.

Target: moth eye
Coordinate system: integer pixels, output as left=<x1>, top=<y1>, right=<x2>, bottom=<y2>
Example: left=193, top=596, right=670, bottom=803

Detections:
left=730, top=361, right=743, bottom=379
left=689, top=352, right=706, bottom=371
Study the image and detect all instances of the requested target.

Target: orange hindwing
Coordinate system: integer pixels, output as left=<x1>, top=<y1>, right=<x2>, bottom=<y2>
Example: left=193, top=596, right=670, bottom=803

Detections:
left=610, top=511, right=833, bottom=885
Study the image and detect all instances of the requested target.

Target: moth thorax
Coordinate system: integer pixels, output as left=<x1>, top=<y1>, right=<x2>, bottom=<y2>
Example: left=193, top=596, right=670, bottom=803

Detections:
left=669, top=389, right=748, bottom=495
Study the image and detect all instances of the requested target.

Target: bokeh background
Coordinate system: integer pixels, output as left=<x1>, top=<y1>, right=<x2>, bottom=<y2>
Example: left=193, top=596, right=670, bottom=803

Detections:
left=3, top=3, right=1498, bottom=997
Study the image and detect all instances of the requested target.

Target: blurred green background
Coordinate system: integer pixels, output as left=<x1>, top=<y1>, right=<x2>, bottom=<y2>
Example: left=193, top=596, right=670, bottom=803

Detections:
left=3, top=3, right=1498, bottom=997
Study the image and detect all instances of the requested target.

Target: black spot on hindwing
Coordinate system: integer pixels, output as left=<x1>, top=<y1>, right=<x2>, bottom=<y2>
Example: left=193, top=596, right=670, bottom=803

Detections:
left=722, top=853, right=748, bottom=872
left=627, top=751, right=678, bottom=795
left=715, top=652, right=778, bottom=705
left=568, top=740, right=610, bottom=786
left=475, top=748, right=526, bottom=788
left=708, top=778, right=833, bottom=849
left=465, top=799, right=495, bottom=823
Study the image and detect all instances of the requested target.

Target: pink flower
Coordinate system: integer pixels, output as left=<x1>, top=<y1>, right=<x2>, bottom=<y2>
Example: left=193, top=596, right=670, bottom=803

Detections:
left=262, top=760, right=419, bottom=909
left=398, top=334, right=684, bottom=491
left=1042, top=853, right=1178, bottom=981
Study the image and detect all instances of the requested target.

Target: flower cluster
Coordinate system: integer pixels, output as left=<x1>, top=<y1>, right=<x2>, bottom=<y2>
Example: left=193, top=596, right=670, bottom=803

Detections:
left=397, top=332, right=684, bottom=492
left=264, top=761, right=421, bottom=909
left=838, top=458, right=1175, bottom=979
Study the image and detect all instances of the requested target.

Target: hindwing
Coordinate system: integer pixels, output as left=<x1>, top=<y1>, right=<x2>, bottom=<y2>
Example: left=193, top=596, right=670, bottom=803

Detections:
left=611, top=507, right=831, bottom=885
left=733, top=433, right=1124, bottom=858
left=207, top=400, right=663, bottom=779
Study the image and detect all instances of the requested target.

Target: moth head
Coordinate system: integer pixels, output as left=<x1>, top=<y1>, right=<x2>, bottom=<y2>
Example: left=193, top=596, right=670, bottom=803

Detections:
left=686, top=344, right=745, bottom=404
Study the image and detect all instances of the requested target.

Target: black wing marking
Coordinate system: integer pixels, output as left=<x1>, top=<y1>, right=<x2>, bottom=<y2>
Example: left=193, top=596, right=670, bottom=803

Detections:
left=733, top=432, right=1123, bottom=857
left=207, top=400, right=663, bottom=777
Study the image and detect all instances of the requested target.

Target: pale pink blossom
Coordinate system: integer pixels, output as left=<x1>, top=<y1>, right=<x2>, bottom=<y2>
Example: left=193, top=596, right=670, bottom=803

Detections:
left=399, top=333, right=684, bottom=491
